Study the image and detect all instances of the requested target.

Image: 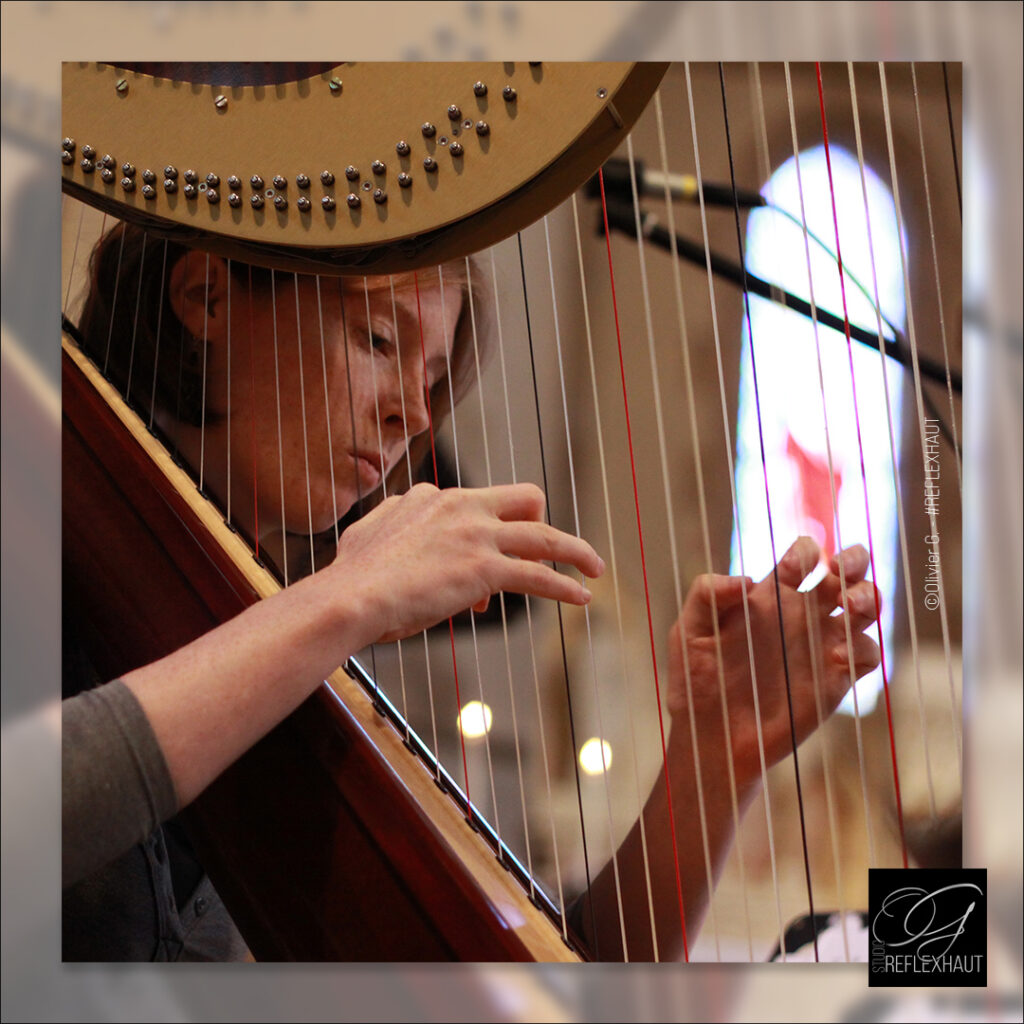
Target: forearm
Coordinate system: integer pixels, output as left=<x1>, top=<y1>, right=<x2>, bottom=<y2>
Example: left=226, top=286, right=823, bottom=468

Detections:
left=577, top=728, right=759, bottom=962
left=122, top=569, right=368, bottom=810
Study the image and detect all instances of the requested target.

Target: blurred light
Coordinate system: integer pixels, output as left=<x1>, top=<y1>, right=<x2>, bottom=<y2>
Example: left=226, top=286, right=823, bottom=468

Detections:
left=579, top=737, right=612, bottom=775
left=456, top=700, right=492, bottom=738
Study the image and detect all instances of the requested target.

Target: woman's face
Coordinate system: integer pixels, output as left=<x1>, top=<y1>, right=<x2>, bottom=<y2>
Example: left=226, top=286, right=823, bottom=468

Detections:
left=172, top=259, right=460, bottom=541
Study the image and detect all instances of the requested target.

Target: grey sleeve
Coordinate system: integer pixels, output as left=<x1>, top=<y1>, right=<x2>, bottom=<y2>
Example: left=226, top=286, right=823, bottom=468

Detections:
left=62, top=679, right=179, bottom=888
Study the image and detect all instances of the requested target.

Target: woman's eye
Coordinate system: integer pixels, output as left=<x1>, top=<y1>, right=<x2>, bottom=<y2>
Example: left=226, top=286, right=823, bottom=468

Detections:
left=367, top=331, right=390, bottom=352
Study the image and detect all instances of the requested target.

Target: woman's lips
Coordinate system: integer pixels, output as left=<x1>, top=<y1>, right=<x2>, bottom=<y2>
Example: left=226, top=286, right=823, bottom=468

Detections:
left=350, top=450, right=382, bottom=489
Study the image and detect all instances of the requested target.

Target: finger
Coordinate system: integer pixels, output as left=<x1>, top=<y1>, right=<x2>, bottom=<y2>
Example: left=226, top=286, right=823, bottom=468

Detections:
left=498, top=521, right=605, bottom=578
left=472, top=595, right=491, bottom=614
left=827, top=632, right=881, bottom=674
left=835, top=580, right=882, bottom=633
left=829, top=543, right=870, bottom=584
left=772, top=536, right=822, bottom=589
left=499, top=559, right=593, bottom=606
left=816, top=569, right=879, bottom=618
left=681, top=573, right=753, bottom=635
left=479, top=482, right=547, bottom=523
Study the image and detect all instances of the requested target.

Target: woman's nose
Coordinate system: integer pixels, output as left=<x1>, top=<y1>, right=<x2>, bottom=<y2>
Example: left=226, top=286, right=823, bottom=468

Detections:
left=380, top=361, right=431, bottom=438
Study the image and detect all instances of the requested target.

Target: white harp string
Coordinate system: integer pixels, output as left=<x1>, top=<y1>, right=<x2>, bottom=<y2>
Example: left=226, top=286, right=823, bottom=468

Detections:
left=438, top=263, right=504, bottom=843
left=291, top=274, right=316, bottom=573
left=147, top=239, right=169, bottom=432
left=687, top=60, right=813, bottom=955
left=543, top=213, right=629, bottom=958
left=488, top=247, right=569, bottom=941
left=847, top=63, right=938, bottom=820
left=225, top=261, right=232, bottom=527
left=878, top=63, right=963, bottom=771
left=269, top=271, right=289, bottom=586
left=571, top=191, right=660, bottom=959
left=910, top=62, right=963, bottom=497
left=314, top=276, right=341, bottom=550
left=773, top=62, right=864, bottom=951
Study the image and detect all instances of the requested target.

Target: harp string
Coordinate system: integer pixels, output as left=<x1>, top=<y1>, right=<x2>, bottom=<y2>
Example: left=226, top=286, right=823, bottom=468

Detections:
left=649, top=92, right=725, bottom=961
left=62, top=198, right=86, bottom=319
left=815, top=61, right=908, bottom=868
left=596, top=165, right=691, bottom=962
left=225, top=261, right=232, bottom=527
left=339, top=278, right=385, bottom=711
left=684, top=60, right=811, bottom=958
left=291, top=273, right=316, bottom=573
left=910, top=63, right=963, bottom=495
left=124, top=230, right=146, bottom=403
left=482, top=247, right=543, bottom=904
left=542, top=214, right=629, bottom=958
left=514, top=232, right=598, bottom=952
left=717, top=59, right=818, bottom=960
left=622, top=119, right=761, bottom=958
left=101, top=221, right=124, bottom=376
left=877, top=63, right=962, bottom=770
left=412, top=270, right=475, bottom=816
left=487, top=246, right=570, bottom=941
left=313, top=276, right=340, bottom=550
left=941, top=62, right=963, bottom=224
left=445, top=264, right=505, bottom=849
left=383, top=275, right=417, bottom=743
left=766, top=63, right=862, bottom=957
left=269, top=272, right=289, bottom=587
left=846, top=62, right=939, bottom=820
left=147, top=239, right=169, bottom=433
left=246, top=267, right=260, bottom=561
left=745, top=66, right=811, bottom=959
left=569, top=192, right=659, bottom=958
left=198, top=253, right=210, bottom=494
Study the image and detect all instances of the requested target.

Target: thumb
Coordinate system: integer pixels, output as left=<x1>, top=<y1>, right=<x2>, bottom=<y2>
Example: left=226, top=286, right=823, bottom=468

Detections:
left=681, top=574, right=753, bottom=635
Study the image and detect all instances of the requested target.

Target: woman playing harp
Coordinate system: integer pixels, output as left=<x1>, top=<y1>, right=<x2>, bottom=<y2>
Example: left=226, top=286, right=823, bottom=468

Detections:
left=62, top=219, right=881, bottom=962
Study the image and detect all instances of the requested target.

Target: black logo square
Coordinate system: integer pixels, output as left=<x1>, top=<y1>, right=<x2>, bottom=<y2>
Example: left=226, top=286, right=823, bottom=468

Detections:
left=868, top=868, right=986, bottom=986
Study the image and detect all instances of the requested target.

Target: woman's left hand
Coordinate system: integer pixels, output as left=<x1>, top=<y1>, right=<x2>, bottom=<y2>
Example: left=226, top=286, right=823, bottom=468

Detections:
left=667, top=536, right=881, bottom=789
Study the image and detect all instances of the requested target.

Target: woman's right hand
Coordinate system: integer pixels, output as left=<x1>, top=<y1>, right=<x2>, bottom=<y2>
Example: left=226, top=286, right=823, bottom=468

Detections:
left=329, top=482, right=605, bottom=648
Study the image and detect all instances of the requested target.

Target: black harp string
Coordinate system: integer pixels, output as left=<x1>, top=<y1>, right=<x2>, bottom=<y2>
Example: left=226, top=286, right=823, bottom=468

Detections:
left=542, top=212, right=631, bottom=958
left=438, top=264, right=506, bottom=848
left=485, top=246, right=544, bottom=904
left=338, top=279, right=385, bottom=716
left=941, top=62, right=963, bottom=224
left=910, top=62, right=963, bottom=495
left=716, top=61, right=819, bottom=958
left=489, top=241, right=571, bottom=939
left=622, top=132, right=753, bottom=962
left=816, top=62, right=909, bottom=870
left=775, top=62, right=867, bottom=951
left=147, top=239, right=169, bottom=433
left=570, top=190, right=660, bottom=959
left=744, top=65, right=815, bottom=959
left=172, top=247, right=188, bottom=464
left=515, top=230, right=599, bottom=956
left=649, top=90, right=730, bottom=962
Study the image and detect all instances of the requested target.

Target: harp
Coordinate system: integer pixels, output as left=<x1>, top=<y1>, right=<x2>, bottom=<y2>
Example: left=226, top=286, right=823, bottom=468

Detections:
left=61, top=61, right=963, bottom=962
